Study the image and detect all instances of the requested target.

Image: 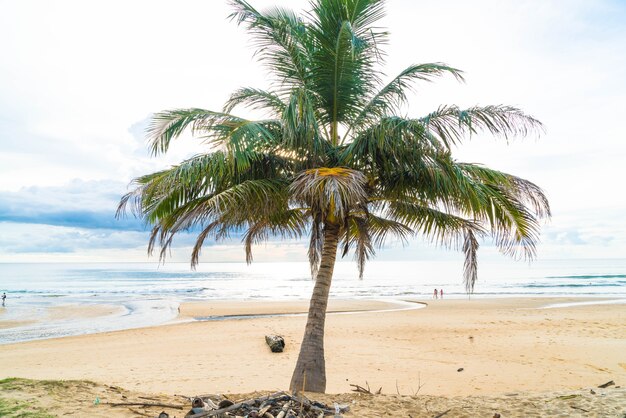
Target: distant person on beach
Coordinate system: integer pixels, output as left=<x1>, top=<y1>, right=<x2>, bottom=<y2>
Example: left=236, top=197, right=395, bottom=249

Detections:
left=433, top=289, right=438, bottom=299
left=440, top=289, right=443, bottom=299
left=1, top=292, right=5, bottom=306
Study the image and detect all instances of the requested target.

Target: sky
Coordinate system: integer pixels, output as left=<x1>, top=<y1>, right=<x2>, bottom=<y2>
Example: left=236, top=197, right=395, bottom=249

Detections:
left=0, top=0, right=625, bottom=265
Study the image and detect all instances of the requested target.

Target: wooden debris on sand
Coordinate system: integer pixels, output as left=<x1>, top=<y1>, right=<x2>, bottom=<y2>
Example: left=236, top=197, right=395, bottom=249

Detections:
left=265, top=335, right=286, bottom=353
left=184, top=391, right=350, bottom=417
left=349, top=382, right=381, bottom=395
left=597, top=380, right=615, bottom=389
left=105, top=401, right=183, bottom=409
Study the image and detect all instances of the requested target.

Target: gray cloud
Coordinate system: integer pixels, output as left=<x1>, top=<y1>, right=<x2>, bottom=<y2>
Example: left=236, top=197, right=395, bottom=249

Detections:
left=0, top=177, right=251, bottom=259
left=0, top=179, right=144, bottom=230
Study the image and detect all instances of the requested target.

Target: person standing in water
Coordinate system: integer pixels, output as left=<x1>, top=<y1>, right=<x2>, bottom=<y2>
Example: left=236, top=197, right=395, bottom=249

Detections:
left=440, top=289, right=443, bottom=299
left=1, top=292, right=6, bottom=306
left=433, top=288, right=438, bottom=299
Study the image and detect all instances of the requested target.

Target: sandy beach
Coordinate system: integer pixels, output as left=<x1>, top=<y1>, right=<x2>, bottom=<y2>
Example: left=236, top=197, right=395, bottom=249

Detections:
left=1, top=297, right=624, bottom=394
left=1, top=297, right=625, bottom=416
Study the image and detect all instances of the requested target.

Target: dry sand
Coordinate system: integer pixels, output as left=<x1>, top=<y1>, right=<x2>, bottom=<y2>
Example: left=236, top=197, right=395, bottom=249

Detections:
left=1, top=378, right=625, bottom=417
left=1, top=297, right=625, bottom=416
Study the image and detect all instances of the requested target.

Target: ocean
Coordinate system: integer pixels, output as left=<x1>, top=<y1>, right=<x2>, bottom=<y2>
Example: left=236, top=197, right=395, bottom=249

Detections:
left=1, top=259, right=625, bottom=344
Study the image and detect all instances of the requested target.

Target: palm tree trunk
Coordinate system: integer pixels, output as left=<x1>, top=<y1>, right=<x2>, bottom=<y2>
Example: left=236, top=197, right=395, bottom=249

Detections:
left=289, top=223, right=340, bottom=393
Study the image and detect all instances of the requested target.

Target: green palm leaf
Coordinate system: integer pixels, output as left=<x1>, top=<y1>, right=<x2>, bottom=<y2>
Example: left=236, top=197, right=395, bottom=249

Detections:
left=243, top=209, right=308, bottom=263
left=348, top=63, right=464, bottom=136
left=229, top=0, right=310, bottom=90
left=223, top=87, right=287, bottom=115
left=421, top=105, right=544, bottom=148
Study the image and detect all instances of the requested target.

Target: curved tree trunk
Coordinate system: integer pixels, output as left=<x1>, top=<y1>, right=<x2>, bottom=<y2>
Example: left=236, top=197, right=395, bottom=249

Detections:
left=289, top=223, right=340, bottom=393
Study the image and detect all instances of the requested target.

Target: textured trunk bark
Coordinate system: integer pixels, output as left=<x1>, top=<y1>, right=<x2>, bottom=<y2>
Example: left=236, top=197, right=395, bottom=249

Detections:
left=289, top=223, right=340, bottom=393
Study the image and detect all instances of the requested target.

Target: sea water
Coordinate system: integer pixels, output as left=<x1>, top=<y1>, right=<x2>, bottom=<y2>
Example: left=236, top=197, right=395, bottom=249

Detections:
left=0, top=259, right=625, bottom=344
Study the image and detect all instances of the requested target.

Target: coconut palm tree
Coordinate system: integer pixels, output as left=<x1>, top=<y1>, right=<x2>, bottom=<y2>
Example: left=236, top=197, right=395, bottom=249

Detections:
left=118, top=0, right=550, bottom=393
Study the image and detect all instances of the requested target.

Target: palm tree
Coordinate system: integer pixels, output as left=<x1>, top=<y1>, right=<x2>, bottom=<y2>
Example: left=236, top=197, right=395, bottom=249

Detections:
left=119, top=0, right=550, bottom=393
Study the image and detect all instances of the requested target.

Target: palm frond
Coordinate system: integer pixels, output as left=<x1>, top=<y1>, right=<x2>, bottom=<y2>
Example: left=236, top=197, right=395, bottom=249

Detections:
left=342, top=211, right=412, bottom=278
left=421, top=105, right=544, bottom=148
left=290, top=167, right=367, bottom=224
left=147, top=108, right=282, bottom=160
left=281, top=87, right=330, bottom=159
left=462, top=228, right=480, bottom=293
left=229, top=0, right=310, bottom=89
left=223, top=87, right=287, bottom=115
left=308, top=216, right=324, bottom=279
left=119, top=152, right=230, bottom=223
left=168, top=178, right=290, bottom=229
left=458, top=163, right=551, bottom=218
left=451, top=163, right=550, bottom=261
left=147, top=108, right=225, bottom=155
left=141, top=178, right=291, bottom=267
left=386, top=199, right=486, bottom=249
left=347, top=216, right=374, bottom=278
left=364, top=213, right=413, bottom=248
left=308, top=0, right=387, bottom=130
left=191, top=221, right=221, bottom=267
left=205, top=118, right=283, bottom=171
left=348, top=63, right=464, bottom=136
left=243, top=209, right=308, bottom=264
left=341, top=116, right=448, bottom=190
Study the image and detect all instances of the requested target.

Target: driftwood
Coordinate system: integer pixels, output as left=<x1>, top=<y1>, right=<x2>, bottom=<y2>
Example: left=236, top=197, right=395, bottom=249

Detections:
left=350, top=382, right=381, bottom=394
left=203, top=398, right=219, bottom=409
left=186, top=391, right=349, bottom=418
left=218, top=400, right=234, bottom=408
left=598, top=380, right=615, bottom=388
left=265, top=335, right=285, bottom=353
left=138, top=396, right=161, bottom=401
left=190, top=392, right=287, bottom=418
left=350, top=383, right=372, bottom=394
left=570, top=405, right=590, bottom=413
left=105, top=401, right=184, bottom=409
left=275, top=402, right=290, bottom=418
left=127, top=408, right=152, bottom=417
left=555, top=394, right=580, bottom=400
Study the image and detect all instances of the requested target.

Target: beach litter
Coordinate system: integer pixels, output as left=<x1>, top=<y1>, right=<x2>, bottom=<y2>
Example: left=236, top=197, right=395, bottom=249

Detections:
left=183, top=391, right=350, bottom=417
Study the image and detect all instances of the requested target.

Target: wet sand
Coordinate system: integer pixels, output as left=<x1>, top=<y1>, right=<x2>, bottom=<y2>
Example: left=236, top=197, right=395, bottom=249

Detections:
left=0, top=303, right=124, bottom=330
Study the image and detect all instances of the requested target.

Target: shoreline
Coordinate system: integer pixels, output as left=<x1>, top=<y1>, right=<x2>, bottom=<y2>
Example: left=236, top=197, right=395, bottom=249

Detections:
left=2, top=295, right=626, bottom=344
left=0, top=297, right=624, bottom=398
